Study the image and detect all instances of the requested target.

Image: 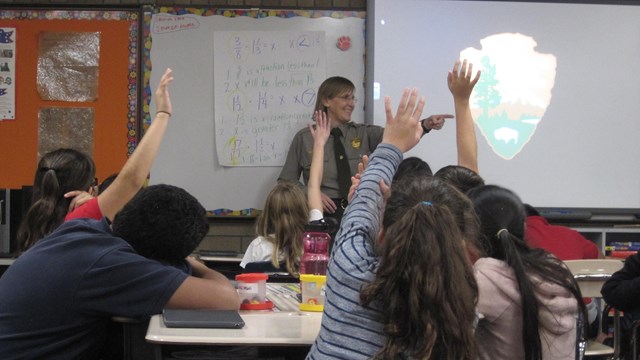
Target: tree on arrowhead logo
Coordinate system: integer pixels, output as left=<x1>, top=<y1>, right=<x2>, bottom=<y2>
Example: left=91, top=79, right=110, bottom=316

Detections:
left=461, top=33, right=556, bottom=160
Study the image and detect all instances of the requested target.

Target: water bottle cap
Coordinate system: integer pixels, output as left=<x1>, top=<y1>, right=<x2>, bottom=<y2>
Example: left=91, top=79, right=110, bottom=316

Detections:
left=305, top=218, right=333, bottom=232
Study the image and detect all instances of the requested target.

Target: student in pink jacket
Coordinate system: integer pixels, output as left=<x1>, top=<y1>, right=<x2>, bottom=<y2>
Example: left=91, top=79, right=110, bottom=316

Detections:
left=468, top=185, right=585, bottom=360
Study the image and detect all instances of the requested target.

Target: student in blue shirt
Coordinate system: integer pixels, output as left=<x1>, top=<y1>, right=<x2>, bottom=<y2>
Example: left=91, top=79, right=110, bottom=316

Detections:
left=0, top=184, right=240, bottom=359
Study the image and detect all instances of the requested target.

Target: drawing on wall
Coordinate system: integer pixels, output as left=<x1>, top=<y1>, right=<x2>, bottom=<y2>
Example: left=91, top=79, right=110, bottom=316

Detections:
left=461, top=33, right=557, bottom=160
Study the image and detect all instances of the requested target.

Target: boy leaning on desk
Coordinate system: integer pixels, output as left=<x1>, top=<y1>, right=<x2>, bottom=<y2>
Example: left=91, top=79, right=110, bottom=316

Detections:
left=0, top=70, right=241, bottom=360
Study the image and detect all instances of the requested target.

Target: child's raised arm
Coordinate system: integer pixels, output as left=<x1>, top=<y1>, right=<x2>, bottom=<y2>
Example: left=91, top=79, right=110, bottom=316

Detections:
left=308, top=110, right=331, bottom=217
left=448, top=60, right=481, bottom=173
left=97, top=68, right=174, bottom=221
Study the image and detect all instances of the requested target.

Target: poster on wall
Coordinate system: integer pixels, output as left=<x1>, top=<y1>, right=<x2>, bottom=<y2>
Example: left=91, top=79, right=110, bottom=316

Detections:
left=213, top=30, right=326, bottom=166
left=0, top=27, right=15, bottom=120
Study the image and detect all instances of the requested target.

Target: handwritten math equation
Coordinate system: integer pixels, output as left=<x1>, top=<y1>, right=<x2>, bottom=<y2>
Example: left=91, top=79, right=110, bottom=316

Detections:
left=214, top=30, right=326, bottom=166
left=222, top=64, right=319, bottom=112
left=227, top=32, right=322, bottom=62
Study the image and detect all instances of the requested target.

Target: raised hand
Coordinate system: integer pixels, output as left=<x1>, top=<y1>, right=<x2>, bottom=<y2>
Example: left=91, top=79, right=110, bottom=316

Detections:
left=382, top=88, right=426, bottom=153
left=155, top=68, right=173, bottom=116
left=448, top=59, right=481, bottom=173
left=348, top=155, right=369, bottom=202
left=448, top=59, right=481, bottom=100
left=309, top=110, right=334, bottom=214
left=309, top=110, right=331, bottom=147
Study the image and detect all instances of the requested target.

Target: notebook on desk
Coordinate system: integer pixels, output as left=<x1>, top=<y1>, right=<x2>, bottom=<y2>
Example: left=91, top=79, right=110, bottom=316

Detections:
left=162, top=309, right=245, bottom=329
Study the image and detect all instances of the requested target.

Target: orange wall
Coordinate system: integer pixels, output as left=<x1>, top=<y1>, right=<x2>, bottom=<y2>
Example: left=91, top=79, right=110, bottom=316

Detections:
left=0, top=17, right=132, bottom=189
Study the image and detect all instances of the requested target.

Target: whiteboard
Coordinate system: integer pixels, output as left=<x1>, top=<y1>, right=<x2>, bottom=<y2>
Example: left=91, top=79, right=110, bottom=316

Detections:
left=146, top=10, right=365, bottom=210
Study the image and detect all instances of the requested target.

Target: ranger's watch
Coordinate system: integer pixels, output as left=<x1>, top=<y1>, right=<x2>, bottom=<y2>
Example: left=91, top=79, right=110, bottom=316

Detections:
left=421, top=118, right=432, bottom=136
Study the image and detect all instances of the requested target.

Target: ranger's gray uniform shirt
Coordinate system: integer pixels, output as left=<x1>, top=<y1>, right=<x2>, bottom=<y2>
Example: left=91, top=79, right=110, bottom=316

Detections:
left=278, top=121, right=384, bottom=198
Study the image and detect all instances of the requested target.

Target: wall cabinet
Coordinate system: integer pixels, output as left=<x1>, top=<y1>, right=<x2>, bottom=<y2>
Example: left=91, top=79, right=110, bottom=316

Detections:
left=572, top=226, right=640, bottom=258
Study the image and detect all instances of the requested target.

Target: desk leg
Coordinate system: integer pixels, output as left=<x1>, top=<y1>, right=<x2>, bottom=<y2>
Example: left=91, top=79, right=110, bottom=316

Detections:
left=153, top=344, right=163, bottom=360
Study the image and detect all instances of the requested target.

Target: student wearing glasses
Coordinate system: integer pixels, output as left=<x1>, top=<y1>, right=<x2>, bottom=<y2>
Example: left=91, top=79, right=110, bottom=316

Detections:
left=278, top=76, right=451, bottom=225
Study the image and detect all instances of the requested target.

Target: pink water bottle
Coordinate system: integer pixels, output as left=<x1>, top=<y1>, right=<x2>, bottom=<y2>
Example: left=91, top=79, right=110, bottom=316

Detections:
left=299, top=220, right=331, bottom=275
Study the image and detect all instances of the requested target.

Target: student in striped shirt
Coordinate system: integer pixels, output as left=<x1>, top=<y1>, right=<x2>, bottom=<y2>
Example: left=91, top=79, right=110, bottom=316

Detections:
left=307, top=84, right=479, bottom=359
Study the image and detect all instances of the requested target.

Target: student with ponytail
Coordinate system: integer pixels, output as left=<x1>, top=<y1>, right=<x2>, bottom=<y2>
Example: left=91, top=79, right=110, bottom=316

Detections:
left=16, top=149, right=97, bottom=252
left=467, top=184, right=585, bottom=360
left=359, top=176, right=479, bottom=360
left=307, top=86, right=480, bottom=359
left=17, top=68, right=174, bottom=252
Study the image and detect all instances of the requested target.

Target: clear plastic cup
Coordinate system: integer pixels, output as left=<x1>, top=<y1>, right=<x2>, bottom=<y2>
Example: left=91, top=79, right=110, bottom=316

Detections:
left=299, top=274, right=326, bottom=312
left=235, top=273, right=268, bottom=305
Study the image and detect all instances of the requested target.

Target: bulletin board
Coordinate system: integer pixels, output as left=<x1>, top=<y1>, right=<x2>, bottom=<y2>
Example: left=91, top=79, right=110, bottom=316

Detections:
left=142, top=7, right=366, bottom=210
left=0, top=9, right=140, bottom=189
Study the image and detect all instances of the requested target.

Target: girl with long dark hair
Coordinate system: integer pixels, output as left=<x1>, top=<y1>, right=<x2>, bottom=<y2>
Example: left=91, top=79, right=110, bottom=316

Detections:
left=468, top=185, right=585, bottom=360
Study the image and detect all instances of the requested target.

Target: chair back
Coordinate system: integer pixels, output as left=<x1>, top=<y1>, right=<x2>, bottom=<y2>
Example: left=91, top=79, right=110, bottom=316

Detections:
left=564, top=259, right=624, bottom=360
left=244, top=260, right=283, bottom=273
left=563, top=259, right=624, bottom=297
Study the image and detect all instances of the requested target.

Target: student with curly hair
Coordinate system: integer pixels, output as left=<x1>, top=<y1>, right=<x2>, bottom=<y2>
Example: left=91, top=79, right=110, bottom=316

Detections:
left=0, top=184, right=239, bottom=359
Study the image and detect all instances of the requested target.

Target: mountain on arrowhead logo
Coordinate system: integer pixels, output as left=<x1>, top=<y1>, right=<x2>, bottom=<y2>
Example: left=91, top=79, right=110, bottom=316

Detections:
left=460, top=33, right=557, bottom=160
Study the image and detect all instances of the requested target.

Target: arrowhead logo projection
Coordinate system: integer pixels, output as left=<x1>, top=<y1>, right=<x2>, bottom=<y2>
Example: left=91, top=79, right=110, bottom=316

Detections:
left=461, top=33, right=557, bottom=160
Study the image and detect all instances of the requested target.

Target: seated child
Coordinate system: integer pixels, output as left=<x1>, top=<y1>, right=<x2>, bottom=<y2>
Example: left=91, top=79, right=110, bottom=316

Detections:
left=240, top=181, right=313, bottom=274
left=468, top=184, right=585, bottom=360
left=240, top=110, right=331, bottom=274
left=308, top=84, right=479, bottom=359
left=0, top=184, right=239, bottom=359
left=17, top=68, right=174, bottom=252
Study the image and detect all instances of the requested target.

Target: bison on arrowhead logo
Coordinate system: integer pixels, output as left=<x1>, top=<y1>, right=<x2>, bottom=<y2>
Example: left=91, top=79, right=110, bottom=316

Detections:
left=460, top=33, right=556, bottom=160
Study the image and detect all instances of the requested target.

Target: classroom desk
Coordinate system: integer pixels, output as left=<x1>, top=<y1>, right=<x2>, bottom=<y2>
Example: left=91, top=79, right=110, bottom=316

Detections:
left=0, top=258, right=15, bottom=278
left=145, top=283, right=322, bottom=359
left=198, top=254, right=244, bottom=263
left=146, top=311, right=321, bottom=346
left=197, top=253, right=244, bottom=280
left=0, top=258, right=15, bottom=265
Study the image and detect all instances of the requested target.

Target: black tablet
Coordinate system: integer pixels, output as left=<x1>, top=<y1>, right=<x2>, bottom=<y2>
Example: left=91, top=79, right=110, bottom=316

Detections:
left=162, top=309, right=245, bottom=329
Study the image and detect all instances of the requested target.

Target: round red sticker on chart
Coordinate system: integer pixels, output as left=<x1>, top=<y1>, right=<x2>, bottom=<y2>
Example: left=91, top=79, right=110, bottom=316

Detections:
left=337, top=36, right=351, bottom=51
